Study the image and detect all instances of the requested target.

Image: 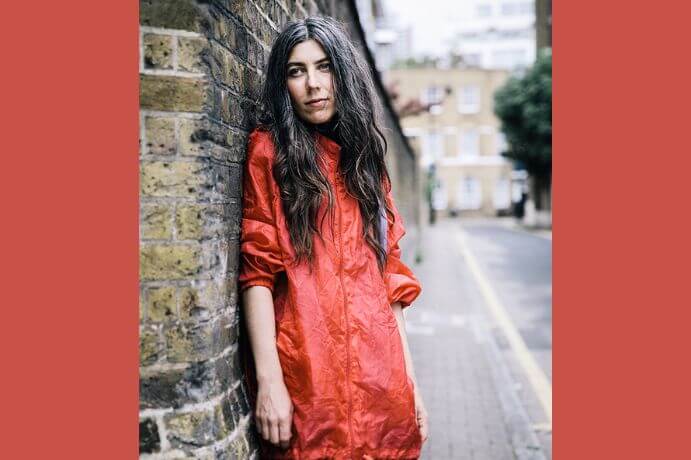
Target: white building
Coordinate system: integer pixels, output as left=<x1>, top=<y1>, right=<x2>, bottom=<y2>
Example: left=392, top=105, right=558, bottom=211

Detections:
left=452, top=0, right=536, bottom=70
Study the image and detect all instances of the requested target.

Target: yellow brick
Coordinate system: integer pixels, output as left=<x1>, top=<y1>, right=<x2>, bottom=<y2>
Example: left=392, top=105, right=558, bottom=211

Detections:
left=144, top=116, right=176, bottom=155
left=140, top=161, right=201, bottom=198
left=178, top=280, right=225, bottom=320
left=165, top=325, right=195, bottom=363
left=140, top=244, right=201, bottom=280
left=164, top=320, right=217, bottom=362
left=176, top=204, right=203, bottom=240
left=140, top=326, right=162, bottom=365
left=164, top=410, right=218, bottom=445
left=140, top=75, right=207, bottom=112
left=226, top=433, right=249, bottom=458
left=141, top=204, right=173, bottom=239
left=215, top=404, right=229, bottom=439
left=178, top=118, right=204, bottom=157
left=147, top=286, right=176, bottom=322
left=178, top=37, right=206, bottom=72
left=143, top=34, right=173, bottom=69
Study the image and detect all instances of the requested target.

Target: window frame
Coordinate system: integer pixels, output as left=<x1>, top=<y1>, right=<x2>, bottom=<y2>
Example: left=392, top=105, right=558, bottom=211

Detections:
left=457, top=84, right=481, bottom=114
left=458, top=128, right=481, bottom=157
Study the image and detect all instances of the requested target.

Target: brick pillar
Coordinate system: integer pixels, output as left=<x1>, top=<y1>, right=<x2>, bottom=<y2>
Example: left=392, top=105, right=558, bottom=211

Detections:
left=139, top=0, right=249, bottom=457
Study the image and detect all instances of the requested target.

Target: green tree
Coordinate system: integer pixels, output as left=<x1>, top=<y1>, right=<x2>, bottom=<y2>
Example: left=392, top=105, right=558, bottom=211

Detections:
left=494, top=50, right=552, bottom=209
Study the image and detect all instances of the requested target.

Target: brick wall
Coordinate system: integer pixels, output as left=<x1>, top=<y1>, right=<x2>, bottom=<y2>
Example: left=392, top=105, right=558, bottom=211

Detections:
left=139, top=1, right=419, bottom=458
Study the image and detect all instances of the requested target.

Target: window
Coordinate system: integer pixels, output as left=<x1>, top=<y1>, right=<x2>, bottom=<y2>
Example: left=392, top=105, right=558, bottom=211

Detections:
left=501, top=1, right=533, bottom=16
left=431, top=179, right=448, bottom=211
left=423, top=131, right=445, bottom=160
left=477, top=4, right=492, bottom=17
left=459, top=129, right=480, bottom=157
left=422, top=85, right=445, bottom=115
left=458, top=85, right=481, bottom=114
left=422, top=85, right=445, bottom=105
left=493, top=179, right=511, bottom=210
left=457, top=177, right=482, bottom=210
left=501, top=2, right=519, bottom=15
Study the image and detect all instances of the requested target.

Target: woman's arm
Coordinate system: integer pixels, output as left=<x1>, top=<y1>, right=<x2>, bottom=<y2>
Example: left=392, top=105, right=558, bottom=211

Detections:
left=391, top=302, right=418, bottom=386
left=243, top=285, right=293, bottom=449
left=392, top=301, right=429, bottom=444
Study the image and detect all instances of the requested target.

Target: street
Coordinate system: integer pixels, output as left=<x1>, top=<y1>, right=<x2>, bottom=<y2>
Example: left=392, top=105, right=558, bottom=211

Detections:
left=406, top=218, right=552, bottom=460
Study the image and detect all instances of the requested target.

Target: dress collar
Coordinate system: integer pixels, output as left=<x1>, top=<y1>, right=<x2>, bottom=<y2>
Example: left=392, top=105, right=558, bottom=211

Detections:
left=317, top=132, right=341, bottom=154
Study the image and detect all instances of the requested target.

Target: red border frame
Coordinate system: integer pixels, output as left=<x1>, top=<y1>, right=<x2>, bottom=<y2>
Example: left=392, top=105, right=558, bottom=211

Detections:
left=3, top=1, right=691, bottom=458
left=1, top=2, right=139, bottom=458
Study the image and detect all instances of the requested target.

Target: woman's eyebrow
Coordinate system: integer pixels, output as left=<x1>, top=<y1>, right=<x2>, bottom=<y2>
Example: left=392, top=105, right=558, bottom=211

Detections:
left=287, top=57, right=330, bottom=67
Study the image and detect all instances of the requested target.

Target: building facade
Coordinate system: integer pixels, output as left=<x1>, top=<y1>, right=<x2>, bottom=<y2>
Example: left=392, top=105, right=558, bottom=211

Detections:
left=389, top=66, right=513, bottom=217
left=451, top=0, right=535, bottom=70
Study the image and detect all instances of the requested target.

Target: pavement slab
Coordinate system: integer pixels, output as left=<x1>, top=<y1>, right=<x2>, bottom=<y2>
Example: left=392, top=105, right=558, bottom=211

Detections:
left=406, top=218, right=551, bottom=460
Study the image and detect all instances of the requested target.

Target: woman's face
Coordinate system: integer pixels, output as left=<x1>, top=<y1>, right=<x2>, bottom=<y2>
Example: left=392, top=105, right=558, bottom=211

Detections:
left=285, top=39, right=336, bottom=125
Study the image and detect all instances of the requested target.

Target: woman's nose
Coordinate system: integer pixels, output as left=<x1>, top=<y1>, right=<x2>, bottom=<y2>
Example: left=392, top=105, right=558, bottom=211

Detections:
left=306, top=70, right=320, bottom=90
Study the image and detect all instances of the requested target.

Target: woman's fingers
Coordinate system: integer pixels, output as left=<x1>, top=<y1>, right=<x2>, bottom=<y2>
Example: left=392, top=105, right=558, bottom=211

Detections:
left=415, top=393, right=430, bottom=444
left=258, top=415, right=270, bottom=442
left=278, top=415, right=292, bottom=449
left=269, top=417, right=280, bottom=445
left=257, top=413, right=292, bottom=448
left=419, top=414, right=429, bottom=443
left=255, top=381, right=294, bottom=448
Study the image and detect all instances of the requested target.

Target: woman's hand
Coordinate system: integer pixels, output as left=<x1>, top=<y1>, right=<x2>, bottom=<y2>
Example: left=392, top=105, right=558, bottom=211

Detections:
left=414, top=388, right=429, bottom=444
left=243, top=286, right=293, bottom=449
left=255, top=379, right=294, bottom=449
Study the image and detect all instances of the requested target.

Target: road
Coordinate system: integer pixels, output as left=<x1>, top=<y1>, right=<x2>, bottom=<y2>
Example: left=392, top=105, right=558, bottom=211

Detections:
left=405, top=217, right=552, bottom=460
left=461, top=219, right=552, bottom=382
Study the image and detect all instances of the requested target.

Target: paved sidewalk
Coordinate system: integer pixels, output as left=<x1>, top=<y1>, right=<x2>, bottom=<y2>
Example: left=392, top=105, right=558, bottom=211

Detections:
left=405, top=219, right=550, bottom=460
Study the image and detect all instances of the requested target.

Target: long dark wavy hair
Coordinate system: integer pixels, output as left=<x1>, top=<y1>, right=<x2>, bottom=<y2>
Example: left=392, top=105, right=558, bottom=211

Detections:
left=257, top=16, right=392, bottom=270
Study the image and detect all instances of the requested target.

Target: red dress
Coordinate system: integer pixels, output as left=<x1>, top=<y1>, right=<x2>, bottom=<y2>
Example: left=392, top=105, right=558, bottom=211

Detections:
left=239, top=128, right=423, bottom=459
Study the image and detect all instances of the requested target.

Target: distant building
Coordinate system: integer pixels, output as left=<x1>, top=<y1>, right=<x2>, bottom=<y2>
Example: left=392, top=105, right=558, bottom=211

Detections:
left=451, top=0, right=536, bottom=70
left=389, top=66, right=513, bottom=216
left=356, top=0, right=412, bottom=71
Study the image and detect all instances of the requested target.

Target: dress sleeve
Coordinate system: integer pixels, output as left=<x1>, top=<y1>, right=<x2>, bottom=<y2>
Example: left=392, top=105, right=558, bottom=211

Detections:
left=238, top=131, right=284, bottom=293
left=383, top=182, right=422, bottom=309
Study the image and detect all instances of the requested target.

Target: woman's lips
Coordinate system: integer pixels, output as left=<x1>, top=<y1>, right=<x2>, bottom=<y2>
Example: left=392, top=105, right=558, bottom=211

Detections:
left=306, top=98, right=327, bottom=108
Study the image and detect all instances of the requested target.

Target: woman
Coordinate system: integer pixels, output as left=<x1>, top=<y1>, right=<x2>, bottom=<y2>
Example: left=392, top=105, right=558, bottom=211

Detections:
left=239, top=16, right=428, bottom=459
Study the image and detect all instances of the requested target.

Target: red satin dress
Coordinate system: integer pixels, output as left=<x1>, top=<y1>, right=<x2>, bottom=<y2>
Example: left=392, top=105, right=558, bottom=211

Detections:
left=239, top=127, right=423, bottom=459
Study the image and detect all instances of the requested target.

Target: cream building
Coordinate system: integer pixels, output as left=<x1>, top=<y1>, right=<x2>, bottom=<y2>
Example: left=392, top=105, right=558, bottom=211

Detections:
left=388, top=67, right=514, bottom=216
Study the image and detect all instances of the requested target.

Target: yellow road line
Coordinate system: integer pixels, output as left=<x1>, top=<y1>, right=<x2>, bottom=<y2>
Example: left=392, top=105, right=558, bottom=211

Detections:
left=456, top=229, right=553, bottom=423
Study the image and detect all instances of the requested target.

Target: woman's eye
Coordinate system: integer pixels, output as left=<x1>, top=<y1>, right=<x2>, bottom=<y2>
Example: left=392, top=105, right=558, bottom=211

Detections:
left=318, top=62, right=331, bottom=71
left=288, top=68, right=304, bottom=77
